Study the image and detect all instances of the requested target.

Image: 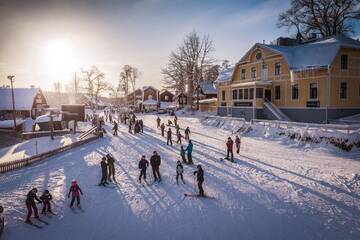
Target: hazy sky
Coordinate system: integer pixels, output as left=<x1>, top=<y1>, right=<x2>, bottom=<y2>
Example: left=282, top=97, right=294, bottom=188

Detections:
left=0, top=0, right=358, bottom=94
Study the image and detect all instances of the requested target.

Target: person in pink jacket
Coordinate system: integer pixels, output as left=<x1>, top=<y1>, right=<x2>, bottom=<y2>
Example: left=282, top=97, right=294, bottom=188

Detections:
left=68, top=180, right=83, bottom=208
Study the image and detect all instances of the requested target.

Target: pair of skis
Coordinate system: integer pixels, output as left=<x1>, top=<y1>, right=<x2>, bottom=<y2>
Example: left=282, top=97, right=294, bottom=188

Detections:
left=183, top=193, right=216, bottom=199
left=25, top=217, right=49, bottom=229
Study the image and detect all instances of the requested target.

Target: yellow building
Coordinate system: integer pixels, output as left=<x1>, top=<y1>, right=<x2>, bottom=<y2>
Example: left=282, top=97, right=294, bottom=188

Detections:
left=215, top=35, right=360, bottom=123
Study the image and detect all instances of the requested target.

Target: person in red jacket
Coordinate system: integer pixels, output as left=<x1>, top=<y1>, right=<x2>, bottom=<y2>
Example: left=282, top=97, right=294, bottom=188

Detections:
left=68, top=180, right=83, bottom=208
left=225, top=137, right=234, bottom=162
left=40, top=190, right=53, bottom=215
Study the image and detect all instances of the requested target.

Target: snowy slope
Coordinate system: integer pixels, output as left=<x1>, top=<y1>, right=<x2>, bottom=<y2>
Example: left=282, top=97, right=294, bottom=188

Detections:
left=0, top=114, right=359, bottom=240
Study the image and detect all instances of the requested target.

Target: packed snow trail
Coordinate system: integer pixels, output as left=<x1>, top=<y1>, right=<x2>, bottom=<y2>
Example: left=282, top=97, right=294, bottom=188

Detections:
left=0, top=114, right=359, bottom=240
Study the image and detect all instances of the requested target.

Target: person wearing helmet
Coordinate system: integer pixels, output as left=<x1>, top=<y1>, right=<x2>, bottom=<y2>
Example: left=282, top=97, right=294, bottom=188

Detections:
left=150, top=151, right=161, bottom=183
left=193, top=165, right=205, bottom=197
left=138, top=155, right=149, bottom=183
left=40, top=190, right=53, bottom=215
left=176, top=160, right=185, bottom=184
left=68, top=180, right=83, bottom=208
left=25, top=188, right=42, bottom=223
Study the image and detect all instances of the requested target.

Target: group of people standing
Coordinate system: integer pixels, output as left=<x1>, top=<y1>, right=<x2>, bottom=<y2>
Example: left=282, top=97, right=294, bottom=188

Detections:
left=225, top=136, right=241, bottom=162
left=99, top=154, right=117, bottom=186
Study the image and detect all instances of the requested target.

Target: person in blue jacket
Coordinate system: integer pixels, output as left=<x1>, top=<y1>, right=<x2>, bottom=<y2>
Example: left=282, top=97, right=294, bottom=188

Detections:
left=185, top=140, right=193, bottom=164
left=138, top=155, right=149, bottom=183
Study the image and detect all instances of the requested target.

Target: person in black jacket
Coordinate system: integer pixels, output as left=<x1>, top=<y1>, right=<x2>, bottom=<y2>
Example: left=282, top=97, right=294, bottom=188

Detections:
left=167, top=128, right=173, bottom=146
left=25, top=188, right=42, bottom=223
left=113, top=121, right=118, bottom=136
left=99, top=157, right=109, bottom=186
left=150, top=151, right=162, bottom=182
left=106, top=154, right=116, bottom=182
left=40, top=190, right=53, bottom=215
left=193, top=165, right=205, bottom=197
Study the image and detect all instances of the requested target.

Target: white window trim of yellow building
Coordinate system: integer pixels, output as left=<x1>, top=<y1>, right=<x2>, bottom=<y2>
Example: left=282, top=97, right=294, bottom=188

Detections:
left=275, top=62, right=281, bottom=76
left=291, top=83, right=300, bottom=101
left=308, top=82, right=319, bottom=101
left=339, top=80, right=348, bottom=100
left=274, top=84, right=281, bottom=101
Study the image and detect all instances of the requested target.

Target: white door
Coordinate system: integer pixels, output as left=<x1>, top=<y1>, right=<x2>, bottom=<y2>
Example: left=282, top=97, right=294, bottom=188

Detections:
left=262, top=64, right=268, bottom=81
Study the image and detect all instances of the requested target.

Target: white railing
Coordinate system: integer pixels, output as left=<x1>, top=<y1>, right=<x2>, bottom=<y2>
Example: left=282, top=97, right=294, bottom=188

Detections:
left=250, top=119, right=360, bottom=135
left=263, top=101, right=291, bottom=121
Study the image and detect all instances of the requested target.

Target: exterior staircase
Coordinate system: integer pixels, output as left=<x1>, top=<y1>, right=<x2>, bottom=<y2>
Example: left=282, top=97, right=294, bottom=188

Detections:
left=263, top=100, right=291, bottom=121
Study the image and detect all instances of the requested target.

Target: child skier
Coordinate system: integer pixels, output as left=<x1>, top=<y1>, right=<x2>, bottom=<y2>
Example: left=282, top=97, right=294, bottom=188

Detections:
left=113, top=121, right=118, bottom=136
left=160, top=123, right=165, bottom=137
left=68, top=180, right=83, bottom=208
left=167, top=128, right=173, bottom=146
left=138, top=155, right=149, bottom=183
left=156, top=116, right=161, bottom=128
left=185, top=140, right=193, bottom=164
left=193, top=165, right=205, bottom=197
left=180, top=146, right=187, bottom=163
left=176, top=131, right=182, bottom=144
left=226, top=137, right=234, bottom=162
left=184, top=127, right=191, bottom=141
left=176, top=161, right=185, bottom=184
left=40, top=190, right=53, bottom=215
left=99, top=157, right=109, bottom=186
left=235, top=135, right=241, bottom=154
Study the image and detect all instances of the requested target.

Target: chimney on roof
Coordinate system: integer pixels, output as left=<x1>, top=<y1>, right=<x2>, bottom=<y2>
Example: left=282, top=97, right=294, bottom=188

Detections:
left=276, top=37, right=299, bottom=46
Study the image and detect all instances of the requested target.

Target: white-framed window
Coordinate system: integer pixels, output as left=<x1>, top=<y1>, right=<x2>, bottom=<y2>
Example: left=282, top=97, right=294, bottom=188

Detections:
left=340, top=81, right=347, bottom=99
left=275, top=85, right=281, bottom=100
left=275, top=62, right=281, bottom=76
left=249, top=88, right=254, bottom=100
left=251, top=67, right=256, bottom=79
left=244, top=89, right=249, bottom=99
left=241, top=69, right=246, bottom=80
left=239, top=89, right=243, bottom=99
left=341, top=55, right=348, bottom=70
left=292, top=84, right=299, bottom=100
left=309, top=83, right=318, bottom=99
left=222, top=90, right=226, bottom=101
left=232, top=89, right=238, bottom=100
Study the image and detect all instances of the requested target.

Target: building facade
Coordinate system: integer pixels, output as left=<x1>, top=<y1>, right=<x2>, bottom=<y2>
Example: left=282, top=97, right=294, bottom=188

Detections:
left=215, top=35, right=360, bottom=123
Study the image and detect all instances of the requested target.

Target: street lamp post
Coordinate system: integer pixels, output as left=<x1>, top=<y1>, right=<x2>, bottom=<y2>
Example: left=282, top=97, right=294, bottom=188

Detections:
left=7, top=75, right=16, bottom=130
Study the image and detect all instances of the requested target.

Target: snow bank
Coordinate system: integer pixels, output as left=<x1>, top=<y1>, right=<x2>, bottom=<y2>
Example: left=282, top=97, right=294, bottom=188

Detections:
left=0, top=119, right=25, bottom=129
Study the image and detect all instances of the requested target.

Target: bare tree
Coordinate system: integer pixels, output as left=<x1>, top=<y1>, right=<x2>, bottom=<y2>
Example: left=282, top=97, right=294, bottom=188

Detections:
left=81, top=65, right=107, bottom=113
left=53, top=81, right=62, bottom=106
left=278, top=0, right=360, bottom=39
left=162, top=31, right=215, bottom=110
left=119, top=65, right=139, bottom=107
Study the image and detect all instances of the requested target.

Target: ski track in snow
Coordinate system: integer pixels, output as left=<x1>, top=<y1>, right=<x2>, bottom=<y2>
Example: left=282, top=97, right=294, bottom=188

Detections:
left=0, top=113, right=360, bottom=240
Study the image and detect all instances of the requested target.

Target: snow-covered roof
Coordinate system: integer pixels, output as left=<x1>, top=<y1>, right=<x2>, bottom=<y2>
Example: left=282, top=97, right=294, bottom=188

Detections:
left=35, top=114, right=61, bottom=123
left=240, top=35, right=360, bottom=71
left=0, top=87, right=41, bottom=110
left=199, top=82, right=217, bottom=95
left=214, top=67, right=234, bottom=84
left=0, top=119, right=26, bottom=128
left=231, top=80, right=272, bottom=88
left=142, top=99, right=158, bottom=106
left=142, top=86, right=159, bottom=92
left=198, top=98, right=217, bottom=104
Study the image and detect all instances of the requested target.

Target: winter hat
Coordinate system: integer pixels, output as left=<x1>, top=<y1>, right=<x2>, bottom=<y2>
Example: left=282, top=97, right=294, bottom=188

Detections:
left=177, top=160, right=180, bottom=164
left=32, top=187, right=38, bottom=193
left=102, top=157, right=106, bottom=160
left=71, top=179, right=77, bottom=185
left=197, top=164, right=201, bottom=169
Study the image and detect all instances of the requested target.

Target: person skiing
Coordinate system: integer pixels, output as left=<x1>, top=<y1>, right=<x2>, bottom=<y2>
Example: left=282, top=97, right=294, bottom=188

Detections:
left=175, top=123, right=180, bottom=133
left=107, top=154, right=116, bottom=182
left=160, top=123, right=165, bottom=137
left=167, top=128, right=173, bottom=146
left=235, top=135, right=241, bottom=154
left=99, top=157, right=109, bottom=186
left=25, top=188, right=42, bottom=223
left=40, top=190, right=53, bottom=215
left=156, top=116, right=161, bottom=128
left=226, top=137, right=234, bottom=162
left=138, top=155, right=149, bottom=183
left=167, top=119, right=172, bottom=126
left=113, top=121, right=118, bottom=136
left=128, top=121, right=132, bottom=134
left=176, top=160, right=185, bottom=184
left=174, top=115, right=178, bottom=126
left=139, top=119, right=144, bottom=133
left=193, top=165, right=204, bottom=197
left=176, top=131, right=182, bottom=144
left=185, top=140, right=193, bottom=164
left=68, top=180, right=83, bottom=208
left=184, top=127, right=191, bottom=141
left=150, top=151, right=162, bottom=182
left=180, top=145, right=186, bottom=163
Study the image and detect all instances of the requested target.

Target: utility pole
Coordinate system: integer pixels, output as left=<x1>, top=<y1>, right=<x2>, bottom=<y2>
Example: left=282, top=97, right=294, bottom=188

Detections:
left=7, top=75, right=16, bottom=130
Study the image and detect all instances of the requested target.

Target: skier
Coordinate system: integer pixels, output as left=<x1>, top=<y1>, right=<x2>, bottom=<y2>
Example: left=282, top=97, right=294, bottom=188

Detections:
left=156, top=116, right=161, bottom=128
left=150, top=151, right=162, bottom=182
left=176, top=160, right=185, bottom=184
left=193, top=165, right=204, bottom=197
left=109, top=114, right=112, bottom=123
left=138, top=155, right=149, bottom=183
left=180, top=145, right=186, bottom=163
left=99, top=157, right=109, bottom=186
left=113, top=121, right=118, bottom=136
left=174, top=115, right=178, bottom=126
left=40, top=190, right=53, bottom=215
left=184, top=127, right=191, bottom=141
left=0, top=205, right=3, bottom=233
left=167, top=119, right=173, bottom=126
left=226, top=137, right=234, bottom=162
left=175, top=123, right=180, bottom=133
left=128, top=121, right=132, bottom=134
left=107, top=154, right=116, bottom=182
left=68, top=180, right=83, bottom=208
left=25, top=188, right=42, bottom=223
left=160, top=123, right=165, bottom=137
left=139, top=119, right=144, bottom=133
left=176, top=131, right=182, bottom=144
left=235, top=135, right=241, bottom=154
left=167, top=128, right=173, bottom=146
left=185, top=140, right=193, bottom=164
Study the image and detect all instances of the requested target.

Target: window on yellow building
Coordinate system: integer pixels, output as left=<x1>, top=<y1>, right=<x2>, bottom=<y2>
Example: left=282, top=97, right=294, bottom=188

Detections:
left=244, top=89, right=249, bottom=99
left=239, top=89, right=243, bottom=99
left=256, top=88, right=263, bottom=98
left=340, top=82, right=347, bottom=99
left=309, top=83, right=318, bottom=99
left=341, top=55, right=348, bottom=70
left=232, top=89, right=238, bottom=100
left=241, top=69, right=246, bottom=80
left=292, top=84, right=299, bottom=99
left=222, top=90, right=225, bottom=101
left=249, top=88, right=254, bottom=99
left=251, top=67, right=256, bottom=79
left=275, top=62, right=281, bottom=76
left=275, top=85, right=281, bottom=100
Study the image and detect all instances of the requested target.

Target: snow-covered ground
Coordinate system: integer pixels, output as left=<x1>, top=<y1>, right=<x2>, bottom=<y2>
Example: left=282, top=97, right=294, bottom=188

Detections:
left=0, top=114, right=359, bottom=240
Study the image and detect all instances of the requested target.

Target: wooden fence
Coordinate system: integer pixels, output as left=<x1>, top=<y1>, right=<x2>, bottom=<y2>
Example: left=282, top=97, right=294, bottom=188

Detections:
left=0, top=135, right=101, bottom=173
